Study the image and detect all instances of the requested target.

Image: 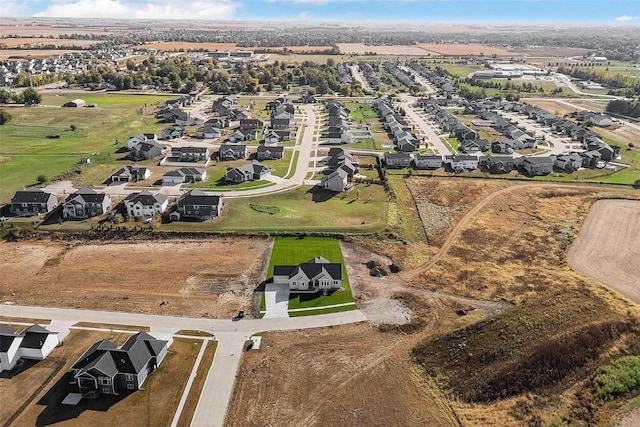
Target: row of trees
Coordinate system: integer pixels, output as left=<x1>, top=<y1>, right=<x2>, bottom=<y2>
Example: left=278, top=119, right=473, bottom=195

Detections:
left=557, top=64, right=640, bottom=94
left=0, top=88, right=42, bottom=105
left=606, top=100, right=640, bottom=118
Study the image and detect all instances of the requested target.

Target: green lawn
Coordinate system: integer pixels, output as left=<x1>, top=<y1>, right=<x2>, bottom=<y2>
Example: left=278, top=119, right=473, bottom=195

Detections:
left=0, top=93, right=172, bottom=203
left=265, top=236, right=355, bottom=312
left=217, top=184, right=388, bottom=233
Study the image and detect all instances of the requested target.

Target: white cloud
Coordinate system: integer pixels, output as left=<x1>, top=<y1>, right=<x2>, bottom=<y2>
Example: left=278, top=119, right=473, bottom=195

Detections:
left=0, top=1, right=31, bottom=17
left=615, top=15, right=640, bottom=22
left=34, top=0, right=240, bottom=20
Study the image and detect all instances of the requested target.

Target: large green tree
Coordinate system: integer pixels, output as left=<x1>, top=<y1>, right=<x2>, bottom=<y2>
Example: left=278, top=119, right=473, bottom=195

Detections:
left=22, top=87, right=42, bottom=105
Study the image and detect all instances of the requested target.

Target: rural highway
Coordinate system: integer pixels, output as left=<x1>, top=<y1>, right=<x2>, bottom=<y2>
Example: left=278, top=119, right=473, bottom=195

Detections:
left=0, top=304, right=367, bottom=427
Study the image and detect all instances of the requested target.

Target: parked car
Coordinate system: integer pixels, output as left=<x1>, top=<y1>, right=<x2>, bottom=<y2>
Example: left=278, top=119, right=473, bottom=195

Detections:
left=232, top=310, right=245, bottom=321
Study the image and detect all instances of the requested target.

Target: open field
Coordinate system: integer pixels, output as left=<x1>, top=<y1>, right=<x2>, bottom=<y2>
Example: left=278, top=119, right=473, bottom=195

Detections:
left=134, top=42, right=238, bottom=51
left=0, top=49, right=88, bottom=59
left=0, top=38, right=97, bottom=47
left=266, top=236, right=354, bottom=311
left=0, top=238, right=272, bottom=317
left=407, top=182, right=640, bottom=302
left=212, top=184, right=388, bottom=233
left=0, top=93, right=172, bottom=203
left=225, top=320, right=461, bottom=427
left=337, top=43, right=434, bottom=55
left=568, top=200, right=640, bottom=303
left=417, top=43, right=516, bottom=56
left=12, top=335, right=207, bottom=427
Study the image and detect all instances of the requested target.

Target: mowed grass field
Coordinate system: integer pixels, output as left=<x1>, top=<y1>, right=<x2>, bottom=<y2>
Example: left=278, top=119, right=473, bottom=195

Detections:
left=0, top=93, right=172, bottom=203
left=215, top=184, right=388, bottom=233
left=266, top=236, right=354, bottom=311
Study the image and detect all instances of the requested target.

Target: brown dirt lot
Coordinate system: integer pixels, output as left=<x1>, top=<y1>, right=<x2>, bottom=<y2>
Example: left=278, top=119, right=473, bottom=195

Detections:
left=416, top=43, right=516, bottom=57
left=0, top=38, right=96, bottom=47
left=337, top=43, right=433, bottom=56
left=568, top=200, right=640, bottom=303
left=225, top=319, right=464, bottom=427
left=0, top=237, right=272, bottom=317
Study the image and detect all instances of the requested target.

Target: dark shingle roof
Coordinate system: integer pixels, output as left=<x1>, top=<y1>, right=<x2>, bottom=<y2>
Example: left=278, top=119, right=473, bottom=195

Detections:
left=273, top=257, right=342, bottom=281
left=11, top=188, right=55, bottom=204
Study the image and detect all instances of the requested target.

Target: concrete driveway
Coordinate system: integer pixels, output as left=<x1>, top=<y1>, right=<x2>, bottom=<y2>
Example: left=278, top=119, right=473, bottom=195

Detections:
left=263, top=282, right=290, bottom=318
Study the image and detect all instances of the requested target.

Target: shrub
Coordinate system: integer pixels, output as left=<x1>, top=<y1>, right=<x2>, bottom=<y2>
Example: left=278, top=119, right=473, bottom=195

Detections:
left=592, top=356, right=640, bottom=400
left=0, top=109, right=11, bottom=125
left=36, top=174, right=47, bottom=184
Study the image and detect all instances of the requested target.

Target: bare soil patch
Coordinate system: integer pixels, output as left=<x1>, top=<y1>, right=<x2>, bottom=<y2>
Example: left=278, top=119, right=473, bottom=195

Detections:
left=417, top=43, right=516, bottom=56
left=568, top=200, right=640, bottom=303
left=134, top=42, right=238, bottom=52
left=337, top=43, right=432, bottom=56
left=0, top=38, right=96, bottom=47
left=225, top=322, right=459, bottom=427
left=0, top=237, right=272, bottom=317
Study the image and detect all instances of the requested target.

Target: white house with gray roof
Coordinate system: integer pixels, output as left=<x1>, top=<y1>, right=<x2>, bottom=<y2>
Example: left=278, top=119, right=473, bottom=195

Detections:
left=123, top=191, right=168, bottom=217
left=0, top=324, right=59, bottom=373
left=273, top=257, right=343, bottom=293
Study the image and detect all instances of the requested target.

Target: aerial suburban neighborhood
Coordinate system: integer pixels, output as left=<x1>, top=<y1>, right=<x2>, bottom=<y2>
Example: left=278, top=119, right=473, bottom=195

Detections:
left=0, top=10, right=639, bottom=427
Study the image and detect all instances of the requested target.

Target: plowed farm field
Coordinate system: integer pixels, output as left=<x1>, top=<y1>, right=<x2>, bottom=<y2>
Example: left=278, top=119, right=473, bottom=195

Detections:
left=568, top=199, right=640, bottom=303
left=416, top=43, right=516, bottom=56
left=0, top=238, right=272, bottom=317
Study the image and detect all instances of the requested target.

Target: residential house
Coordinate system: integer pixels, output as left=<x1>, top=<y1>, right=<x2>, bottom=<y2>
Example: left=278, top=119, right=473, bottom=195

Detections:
left=580, top=150, right=603, bottom=168
left=554, top=153, right=583, bottom=172
left=319, top=169, right=351, bottom=192
left=224, top=161, right=271, bottom=183
left=62, top=188, right=111, bottom=219
left=130, top=140, right=162, bottom=161
left=63, top=99, right=85, bottom=108
left=218, top=144, right=248, bottom=160
left=444, top=155, right=479, bottom=173
left=69, top=332, right=169, bottom=399
left=257, top=145, right=284, bottom=160
left=127, top=133, right=157, bottom=150
left=123, top=191, right=168, bottom=217
left=481, top=156, right=516, bottom=174
left=0, top=324, right=59, bottom=373
left=110, top=166, right=150, bottom=183
left=160, top=126, right=185, bottom=140
left=262, top=130, right=281, bottom=146
left=521, top=156, right=554, bottom=176
left=195, top=125, right=222, bottom=139
left=459, top=139, right=490, bottom=154
left=170, top=146, right=210, bottom=162
left=10, top=188, right=58, bottom=217
left=297, top=94, right=317, bottom=104
left=174, top=111, right=203, bottom=126
left=414, top=154, right=443, bottom=169
left=271, top=118, right=290, bottom=129
left=273, top=257, right=343, bottom=293
left=227, top=129, right=256, bottom=143
left=233, top=110, right=251, bottom=121
left=384, top=152, right=411, bottom=168
left=161, top=168, right=206, bottom=185
left=171, top=190, right=223, bottom=221
left=239, top=119, right=264, bottom=131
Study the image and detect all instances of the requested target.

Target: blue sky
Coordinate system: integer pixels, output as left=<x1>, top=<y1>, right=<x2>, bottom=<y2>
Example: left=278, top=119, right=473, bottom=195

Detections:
left=0, top=0, right=639, bottom=23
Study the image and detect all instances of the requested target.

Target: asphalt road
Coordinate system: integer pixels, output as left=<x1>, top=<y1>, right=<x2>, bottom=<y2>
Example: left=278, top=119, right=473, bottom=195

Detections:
left=0, top=304, right=367, bottom=427
left=398, top=94, right=452, bottom=156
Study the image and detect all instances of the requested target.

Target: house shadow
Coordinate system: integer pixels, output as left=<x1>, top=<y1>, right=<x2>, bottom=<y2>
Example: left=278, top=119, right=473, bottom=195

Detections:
left=253, top=279, right=270, bottom=293
left=289, top=290, right=337, bottom=303
left=247, top=152, right=258, bottom=160
left=306, top=186, right=338, bottom=203
left=35, top=372, right=131, bottom=426
left=114, top=146, right=129, bottom=154
left=40, top=210, right=64, bottom=226
left=0, top=359, right=39, bottom=379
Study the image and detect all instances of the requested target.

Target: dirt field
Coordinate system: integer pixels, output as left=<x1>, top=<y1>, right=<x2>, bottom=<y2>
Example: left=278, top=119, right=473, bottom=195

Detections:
left=337, top=43, right=434, bottom=56
left=568, top=200, right=640, bottom=303
left=0, top=237, right=272, bottom=317
left=133, top=42, right=331, bottom=53
left=416, top=43, right=516, bottom=56
left=225, top=320, right=463, bottom=427
left=0, top=38, right=96, bottom=47
left=0, top=49, right=86, bottom=59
